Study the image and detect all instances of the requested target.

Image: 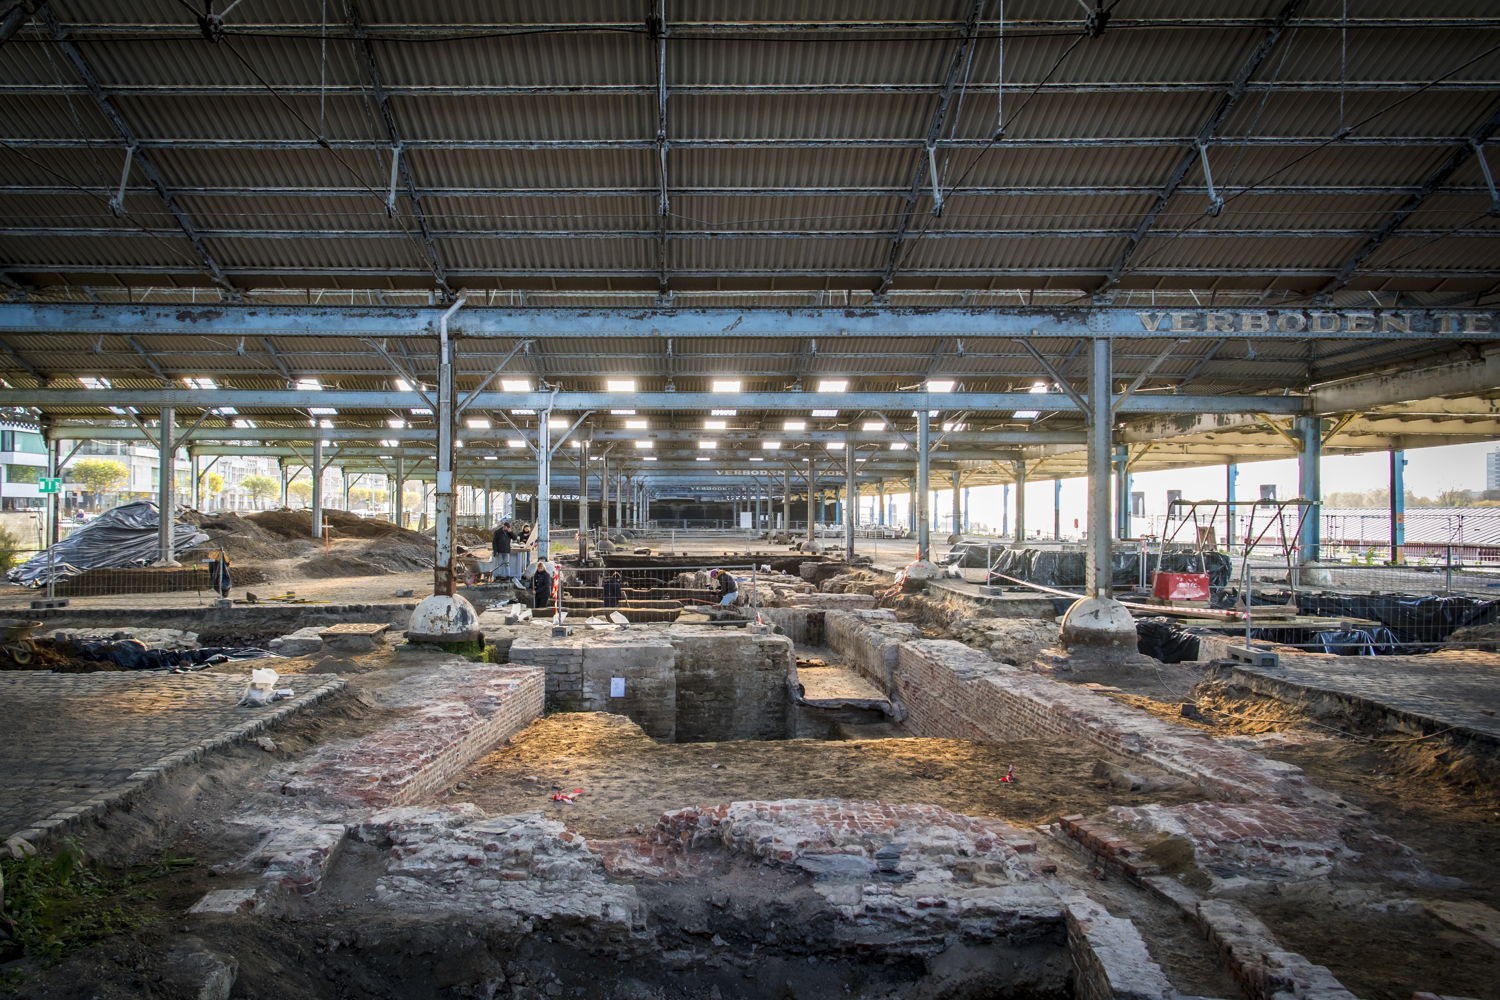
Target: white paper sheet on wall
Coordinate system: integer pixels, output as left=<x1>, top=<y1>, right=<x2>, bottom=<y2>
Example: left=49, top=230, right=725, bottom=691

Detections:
left=610, top=676, right=625, bottom=698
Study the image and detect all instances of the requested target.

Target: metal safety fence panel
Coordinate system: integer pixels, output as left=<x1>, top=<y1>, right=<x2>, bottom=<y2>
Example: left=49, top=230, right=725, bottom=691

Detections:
left=1, top=546, right=229, bottom=607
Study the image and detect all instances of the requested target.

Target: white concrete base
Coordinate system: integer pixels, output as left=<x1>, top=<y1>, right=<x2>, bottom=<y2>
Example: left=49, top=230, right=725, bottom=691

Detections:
left=1297, top=561, right=1334, bottom=588
left=1059, top=596, right=1137, bottom=648
left=407, top=593, right=482, bottom=642
left=905, top=560, right=942, bottom=581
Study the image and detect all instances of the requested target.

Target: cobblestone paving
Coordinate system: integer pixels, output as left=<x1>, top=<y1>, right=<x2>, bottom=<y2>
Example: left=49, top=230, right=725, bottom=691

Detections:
left=0, top=671, right=344, bottom=844
left=1241, top=648, right=1500, bottom=738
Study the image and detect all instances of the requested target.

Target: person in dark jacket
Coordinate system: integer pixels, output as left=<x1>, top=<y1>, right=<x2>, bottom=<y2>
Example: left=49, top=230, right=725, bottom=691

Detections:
left=490, top=520, right=515, bottom=582
left=711, top=569, right=738, bottom=606
left=601, top=572, right=624, bottom=609
left=532, top=559, right=554, bottom=612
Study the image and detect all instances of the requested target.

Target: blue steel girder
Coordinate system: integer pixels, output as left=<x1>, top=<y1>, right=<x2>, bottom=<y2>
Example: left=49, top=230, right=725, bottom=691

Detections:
left=2, top=304, right=1496, bottom=341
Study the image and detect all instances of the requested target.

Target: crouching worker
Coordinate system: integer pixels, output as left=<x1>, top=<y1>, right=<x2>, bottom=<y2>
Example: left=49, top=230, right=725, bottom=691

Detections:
left=602, top=571, right=624, bottom=609
left=710, top=568, right=738, bottom=606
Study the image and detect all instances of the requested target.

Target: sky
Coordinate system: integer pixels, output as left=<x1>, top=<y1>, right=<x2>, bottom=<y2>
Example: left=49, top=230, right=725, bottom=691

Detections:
left=867, top=439, right=1500, bottom=539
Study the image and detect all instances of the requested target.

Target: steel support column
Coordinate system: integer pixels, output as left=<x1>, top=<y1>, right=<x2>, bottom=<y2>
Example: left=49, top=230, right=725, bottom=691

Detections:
left=1087, top=338, right=1113, bottom=598
left=916, top=409, right=931, bottom=562
left=805, top=457, right=816, bottom=548
left=1297, top=415, right=1322, bottom=563
left=1225, top=462, right=1239, bottom=552
left=393, top=456, right=405, bottom=527
left=782, top=467, right=791, bottom=532
left=1013, top=461, right=1027, bottom=544
left=1054, top=479, right=1062, bottom=540
left=844, top=439, right=855, bottom=561
left=536, top=410, right=551, bottom=560
left=156, top=406, right=176, bottom=565
left=311, top=435, right=324, bottom=539
left=1390, top=449, right=1406, bottom=563
left=1114, top=444, right=1132, bottom=539
left=190, top=453, right=200, bottom=510
left=951, top=469, right=962, bottom=536
left=577, top=439, right=590, bottom=560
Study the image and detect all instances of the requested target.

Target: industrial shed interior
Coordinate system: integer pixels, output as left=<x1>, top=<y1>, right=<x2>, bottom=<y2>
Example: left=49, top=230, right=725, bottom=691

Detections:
left=1, top=4, right=1499, bottom=1000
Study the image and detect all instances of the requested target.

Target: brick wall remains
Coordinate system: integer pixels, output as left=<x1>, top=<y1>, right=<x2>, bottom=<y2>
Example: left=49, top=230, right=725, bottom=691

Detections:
left=825, top=610, right=920, bottom=691
left=674, top=632, right=794, bottom=742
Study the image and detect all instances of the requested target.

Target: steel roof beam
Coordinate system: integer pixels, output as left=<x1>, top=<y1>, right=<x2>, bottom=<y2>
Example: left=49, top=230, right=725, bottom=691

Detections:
left=0, top=387, right=1306, bottom=415
left=3, top=263, right=1491, bottom=280
left=8, top=80, right=1500, bottom=97
left=4, top=304, right=1492, bottom=341
left=1316, top=102, right=1500, bottom=298
left=5, top=183, right=1483, bottom=200
left=9, top=135, right=1471, bottom=151
left=36, top=7, right=239, bottom=300
left=10, top=226, right=1495, bottom=242
left=1096, top=0, right=1305, bottom=298
left=876, top=0, right=986, bottom=297
left=348, top=3, right=453, bottom=300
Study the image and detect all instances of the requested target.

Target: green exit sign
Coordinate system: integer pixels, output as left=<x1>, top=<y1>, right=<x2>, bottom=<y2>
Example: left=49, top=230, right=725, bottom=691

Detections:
left=38, top=477, right=62, bottom=494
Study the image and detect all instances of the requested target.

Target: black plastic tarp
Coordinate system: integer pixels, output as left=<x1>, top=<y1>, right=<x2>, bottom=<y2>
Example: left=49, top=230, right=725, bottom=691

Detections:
left=1134, top=617, right=1404, bottom=662
left=973, top=546, right=1233, bottom=591
left=70, top=641, right=270, bottom=671
left=6, top=501, right=209, bottom=587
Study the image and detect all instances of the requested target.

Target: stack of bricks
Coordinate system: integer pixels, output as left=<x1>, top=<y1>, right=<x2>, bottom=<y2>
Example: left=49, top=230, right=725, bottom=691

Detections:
left=281, top=664, right=543, bottom=808
left=789, top=592, right=878, bottom=610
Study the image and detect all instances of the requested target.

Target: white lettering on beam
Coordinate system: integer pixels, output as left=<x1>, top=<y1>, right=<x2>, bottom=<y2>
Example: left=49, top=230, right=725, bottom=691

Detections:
left=1134, top=310, right=1489, bottom=335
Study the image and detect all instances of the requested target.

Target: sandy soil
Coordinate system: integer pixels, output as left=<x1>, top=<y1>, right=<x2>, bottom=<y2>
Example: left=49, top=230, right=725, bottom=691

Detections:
left=444, top=712, right=1200, bottom=840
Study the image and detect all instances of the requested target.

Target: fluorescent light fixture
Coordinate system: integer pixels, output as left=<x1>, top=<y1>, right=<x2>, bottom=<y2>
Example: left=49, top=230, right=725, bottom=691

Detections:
left=890, top=442, right=910, bottom=451
left=942, top=421, right=968, bottom=431
left=611, top=409, right=637, bottom=415
left=318, top=419, right=334, bottom=429
left=454, top=440, right=464, bottom=448
left=381, top=438, right=399, bottom=447
left=911, top=409, right=939, bottom=418
left=500, top=378, right=531, bottom=393
left=507, top=439, right=525, bottom=448
left=308, top=406, right=337, bottom=415
left=783, top=419, right=806, bottom=431
left=634, top=440, right=653, bottom=449
left=704, top=420, right=727, bottom=430
left=696, top=456, right=711, bottom=462
left=816, top=379, right=848, bottom=392
left=233, top=418, right=257, bottom=429
left=862, top=419, right=884, bottom=431
left=926, top=379, right=956, bottom=393
left=215, top=406, right=237, bottom=416
left=485, top=454, right=499, bottom=460
left=711, top=379, right=742, bottom=393
left=762, top=441, right=781, bottom=450
left=811, top=409, right=838, bottom=417
left=79, top=376, right=111, bottom=389
left=711, top=409, right=737, bottom=416
left=387, top=418, right=406, bottom=428
left=606, top=378, right=636, bottom=392
left=393, top=378, right=413, bottom=391
left=570, top=439, right=583, bottom=447
left=643, top=456, right=657, bottom=462
left=410, top=407, right=433, bottom=416
left=183, top=377, right=216, bottom=390
left=548, top=418, right=566, bottom=428
left=625, top=419, right=649, bottom=430
left=294, top=378, right=321, bottom=391
left=749, top=456, right=764, bottom=462
left=698, top=440, right=717, bottom=449
left=465, top=418, right=491, bottom=429
left=510, top=408, right=536, bottom=415
left=827, top=441, right=845, bottom=450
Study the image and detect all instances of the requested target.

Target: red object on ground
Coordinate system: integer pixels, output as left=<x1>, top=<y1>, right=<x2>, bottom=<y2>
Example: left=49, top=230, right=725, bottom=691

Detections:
left=1000, top=765, right=1016, bottom=783
left=551, top=788, right=584, bottom=802
left=1151, top=572, right=1210, bottom=601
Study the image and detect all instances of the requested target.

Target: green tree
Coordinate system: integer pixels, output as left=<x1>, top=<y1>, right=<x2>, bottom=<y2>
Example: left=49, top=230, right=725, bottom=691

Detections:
left=287, top=480, right=313, bottom=506
left=69, top=458, right=128, bottom=509
left=199, top=470, right=224, bottom=498
left=239, top=474, right=279, bottom=505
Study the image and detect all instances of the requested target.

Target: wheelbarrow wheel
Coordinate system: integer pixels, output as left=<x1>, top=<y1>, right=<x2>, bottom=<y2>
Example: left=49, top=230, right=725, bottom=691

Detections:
left=6, top=640, right=33, bottom=665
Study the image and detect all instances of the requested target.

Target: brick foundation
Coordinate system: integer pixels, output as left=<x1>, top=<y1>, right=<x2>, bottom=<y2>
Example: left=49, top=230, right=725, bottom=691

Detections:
left=282, top=664, right=543, bottom=808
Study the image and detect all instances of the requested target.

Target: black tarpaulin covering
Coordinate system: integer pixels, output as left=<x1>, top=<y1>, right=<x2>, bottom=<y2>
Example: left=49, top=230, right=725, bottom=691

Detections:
left=71, top=641, right=270, bottom=670
left=956, top=545, right=1234, bottom=590
left=1213, top=590, right=1500, bottom=645
left=1134, top=617, right=1404, bottom=662
left=6, top=501, right=210, bottom=587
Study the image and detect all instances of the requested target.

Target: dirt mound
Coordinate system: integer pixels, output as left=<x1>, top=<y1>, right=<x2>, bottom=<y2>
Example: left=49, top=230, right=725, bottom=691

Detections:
left=296, top=553, right=394, bottom=578
left=196, top=511, right=312, bottom=562
left=355, top=536, right=433, bottom=572
left=1445, top=621, right=1500, bottom=651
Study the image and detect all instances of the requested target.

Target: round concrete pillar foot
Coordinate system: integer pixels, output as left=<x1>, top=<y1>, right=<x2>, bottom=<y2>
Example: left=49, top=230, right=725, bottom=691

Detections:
left=1059, top=596, right=1137, bottom=648
left=905, top=560, right=942, bottom=581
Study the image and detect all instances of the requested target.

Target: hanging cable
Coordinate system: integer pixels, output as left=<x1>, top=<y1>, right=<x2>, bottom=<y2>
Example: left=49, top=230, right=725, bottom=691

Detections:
left=994, top=0, right=1005, bottom=137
